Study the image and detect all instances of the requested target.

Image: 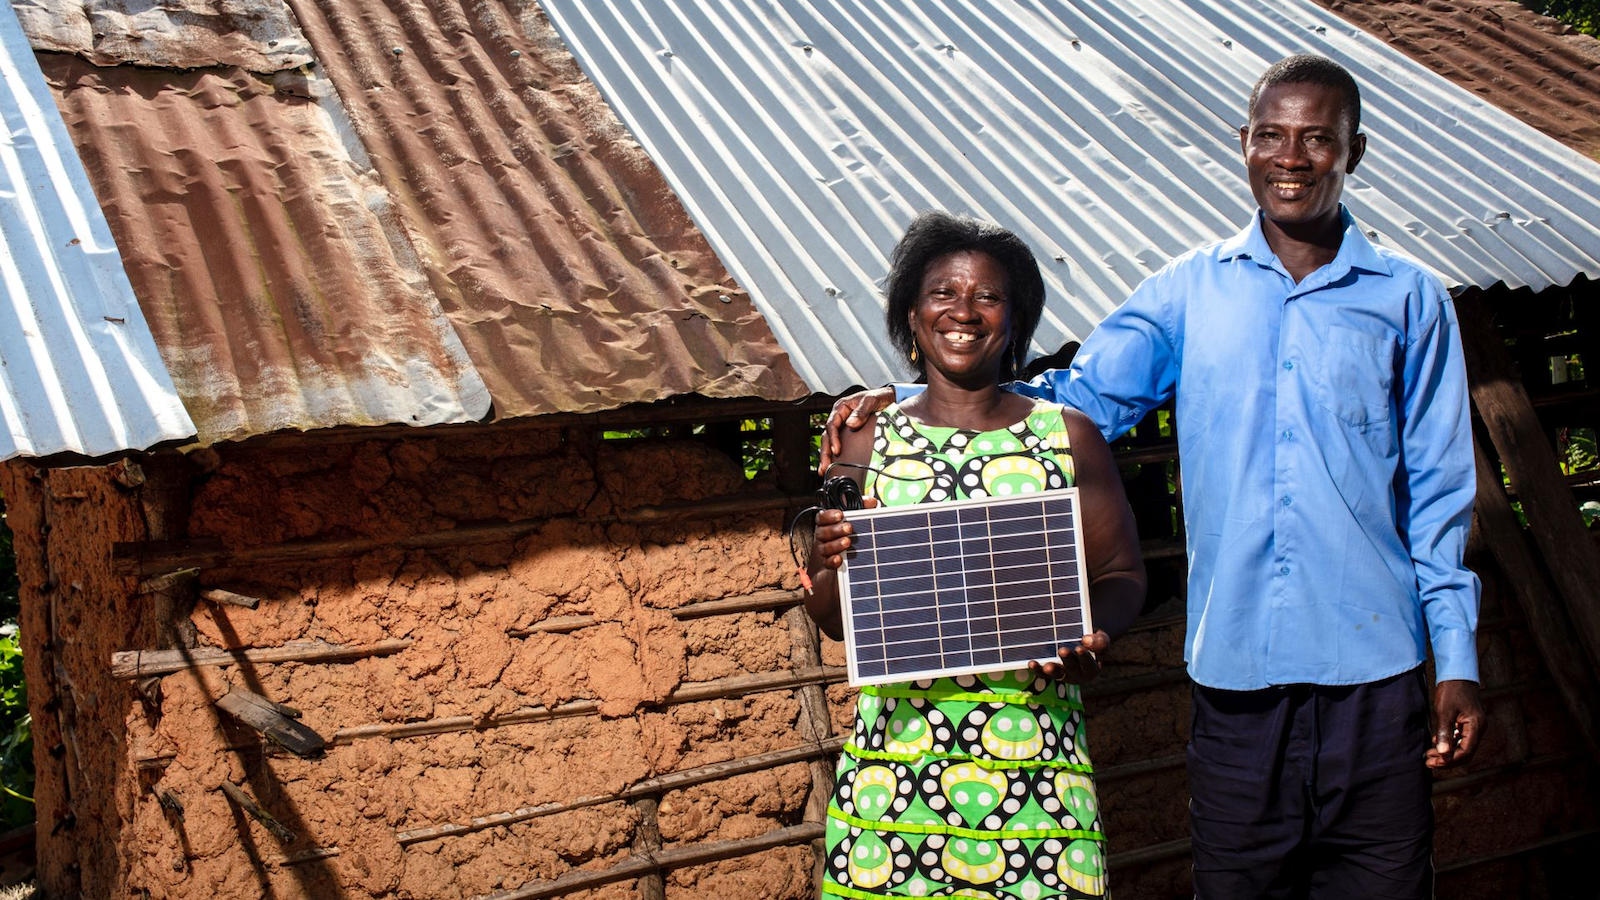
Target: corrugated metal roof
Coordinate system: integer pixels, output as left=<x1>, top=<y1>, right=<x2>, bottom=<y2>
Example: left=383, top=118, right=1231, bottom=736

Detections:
left=277, top=0, right=809, bottom=417
left=13, top=0, right=313, bottom=72
left=1311, top=0, right=1600, bottom=162
left=40, top=54, right=493, bottom=445
left=542, top=0, right=1600, bottom=395
left=0, top=2, right=194, bottom=461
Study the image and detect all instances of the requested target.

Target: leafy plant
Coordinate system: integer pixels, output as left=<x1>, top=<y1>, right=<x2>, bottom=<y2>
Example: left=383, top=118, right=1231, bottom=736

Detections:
left=1523, top=0, right=1600, bottom=34
left=0, top=493, right=28, bottom=830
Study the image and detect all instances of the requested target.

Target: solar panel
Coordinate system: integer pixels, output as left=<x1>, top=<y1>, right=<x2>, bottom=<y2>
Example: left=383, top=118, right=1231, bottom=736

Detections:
left=839, top=488, right=1090, bottom=687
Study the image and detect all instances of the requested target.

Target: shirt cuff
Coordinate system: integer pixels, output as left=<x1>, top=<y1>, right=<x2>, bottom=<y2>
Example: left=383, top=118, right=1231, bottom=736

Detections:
left=1431, top=627, right=1480, bottom=683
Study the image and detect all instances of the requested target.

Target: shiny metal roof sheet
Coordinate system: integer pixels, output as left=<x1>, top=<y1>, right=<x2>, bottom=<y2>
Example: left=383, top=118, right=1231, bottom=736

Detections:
left=542, top=0, right=1600, bottom=395
left=0, top=3, right=194, bottom=461
left=278, top=0, right=808, bottom=417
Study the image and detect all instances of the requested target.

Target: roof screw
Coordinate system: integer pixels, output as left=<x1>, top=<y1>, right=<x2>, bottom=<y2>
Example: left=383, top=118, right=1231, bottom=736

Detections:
left=803, top=44, right=814, bottom=55
left=510, top=49, right=521, bottom=58
left=1497, top=211, right=1511, bottom=219
left=718, top=294, right=732, bottom=304
left=1221, top=38, right=1233, bottom=48
left=1053, top=255, right=1066, bottom=263
left=391, top=46, right=404, bottom=56
left=1070, top=39, right=1081, bottom=48
left=1366, top=230, right=1379, bottom=239
left=824, top=286, right=838, bottom=297
left=661, top=49, right=674, bottom=58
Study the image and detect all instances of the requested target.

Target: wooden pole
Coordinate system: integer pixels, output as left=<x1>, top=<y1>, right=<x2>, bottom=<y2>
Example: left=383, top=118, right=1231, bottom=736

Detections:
left=112, top=639, right=412, bottom=680
left=199, top=589, right=261, bottom=610
left=784, top=606, right=840, bottom=890
left=215, top=685, right=327, bottom=757
left=1457, top=289, right=1600, bottom=676
left=1470, top=438, right=1600, bottom=755
left=395, top=737, right=844, bottom=845
left=475, top=823, right=825, bottom=900
left=219, top=782, right=295, bottom=843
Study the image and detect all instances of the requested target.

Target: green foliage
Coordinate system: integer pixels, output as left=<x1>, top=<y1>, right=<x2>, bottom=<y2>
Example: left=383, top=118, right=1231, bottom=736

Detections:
left=1523, top=0, right=1600, bottom=34
left=0, top=625, right=30, bottom=829
left=0, top=493, right=31, bottom=830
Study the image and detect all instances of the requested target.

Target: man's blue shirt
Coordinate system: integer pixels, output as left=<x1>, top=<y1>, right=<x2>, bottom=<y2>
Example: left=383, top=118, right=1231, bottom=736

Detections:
left=903, top=207, right=1480, bottom=689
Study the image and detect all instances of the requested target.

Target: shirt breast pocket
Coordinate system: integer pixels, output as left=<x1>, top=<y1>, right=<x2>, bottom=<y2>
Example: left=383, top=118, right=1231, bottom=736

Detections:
left=1314, top=325, right=1396, bottom=428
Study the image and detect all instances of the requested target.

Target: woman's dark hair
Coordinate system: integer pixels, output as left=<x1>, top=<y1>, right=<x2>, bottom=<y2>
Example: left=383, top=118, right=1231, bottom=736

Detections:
left=884, top=210, right=1047, bottom=377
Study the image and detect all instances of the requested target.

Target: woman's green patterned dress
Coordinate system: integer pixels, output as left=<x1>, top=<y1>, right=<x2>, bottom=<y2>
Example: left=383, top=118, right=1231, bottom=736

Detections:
left=822, top=398, right=1107, bottom=900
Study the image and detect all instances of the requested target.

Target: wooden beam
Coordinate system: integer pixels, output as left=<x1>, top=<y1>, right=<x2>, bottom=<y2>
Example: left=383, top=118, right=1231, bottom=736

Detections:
left=671, top=588, right=805, bottom=620
left=505, top=616, right=597, bottom=638
left=199, top=589, right=261, bottom=610
left=219, top=782, right=295, bottom=843
left=328, top=667, right=846, bottom=746
left=112, top=639, right=412, bottom=680
left=215, top=685, right=326, bottom=758
left=1471, top=438, right=1600, bottom=756
left=395, top=737, right=845, bottom=846
left=476, top=823, right=825, bottom=900
left=1457, top=288, right=1600, bottom=676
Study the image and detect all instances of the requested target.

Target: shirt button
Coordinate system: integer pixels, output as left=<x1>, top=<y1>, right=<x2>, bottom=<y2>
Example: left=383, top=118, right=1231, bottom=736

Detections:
left=1282, top=496, right=1292, bottom=507
left=1280, top=565, right=1291, bottom=576
left=1283, top=360, right=1294, bottom=370
left=1282, top=429, right=1293, bottom=441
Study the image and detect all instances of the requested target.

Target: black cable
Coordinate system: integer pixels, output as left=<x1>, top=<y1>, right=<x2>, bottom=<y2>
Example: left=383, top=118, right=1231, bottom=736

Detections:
left=787, top=462, right=938, bottom=571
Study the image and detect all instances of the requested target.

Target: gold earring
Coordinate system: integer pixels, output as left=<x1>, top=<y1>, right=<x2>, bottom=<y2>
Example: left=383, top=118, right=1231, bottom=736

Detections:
left=910, top=340, right=919, bottom=363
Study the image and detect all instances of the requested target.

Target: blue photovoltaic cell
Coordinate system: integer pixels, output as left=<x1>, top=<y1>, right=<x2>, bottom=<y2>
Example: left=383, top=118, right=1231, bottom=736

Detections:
left=839, top=489, right=1090, bottom=686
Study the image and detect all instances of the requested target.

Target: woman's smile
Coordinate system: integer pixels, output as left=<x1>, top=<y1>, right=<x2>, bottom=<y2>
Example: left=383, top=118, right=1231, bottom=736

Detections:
left=910, top=249, right=1013, bottom=382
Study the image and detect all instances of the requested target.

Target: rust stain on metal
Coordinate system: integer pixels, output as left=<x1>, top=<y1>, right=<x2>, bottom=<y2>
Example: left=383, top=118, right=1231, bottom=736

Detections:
left=280, top=0, right=808, bottom=416
left=41, top=56, right=490, bottom=443
left=14, top=0, right=314, bottom=72
left=1317, top=0, right=1600, bottom=160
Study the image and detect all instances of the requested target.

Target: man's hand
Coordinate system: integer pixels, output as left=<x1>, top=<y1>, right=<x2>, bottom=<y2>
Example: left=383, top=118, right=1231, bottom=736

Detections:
left=819, top=387, right=896, bottom=474
left=1426, top=679, right=1485, bottom=769
left=1028, top=631, right=1110, bottom=684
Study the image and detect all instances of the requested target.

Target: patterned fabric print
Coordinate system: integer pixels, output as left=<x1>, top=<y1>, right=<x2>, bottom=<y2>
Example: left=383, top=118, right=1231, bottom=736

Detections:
left=864, top=401, right=1074, bottom=508
left=825, top=400, right=1106, bottom=899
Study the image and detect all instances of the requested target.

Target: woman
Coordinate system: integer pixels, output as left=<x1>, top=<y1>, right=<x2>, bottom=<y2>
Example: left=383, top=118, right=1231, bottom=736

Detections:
left=806, top=211, right=1145, bottom=899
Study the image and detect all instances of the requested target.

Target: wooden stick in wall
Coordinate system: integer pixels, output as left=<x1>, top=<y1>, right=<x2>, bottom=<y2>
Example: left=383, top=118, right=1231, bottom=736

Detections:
left=395, top=736, right=845, bottom=845
left=112, top=639, right=412, bottom=680
left=476, top=823, right=825, bottom=900
left=215, top=685, right=326, bottom=758
left=199, top=589, right=262, bottom=610
left=219, top=782, right=296, bottom=843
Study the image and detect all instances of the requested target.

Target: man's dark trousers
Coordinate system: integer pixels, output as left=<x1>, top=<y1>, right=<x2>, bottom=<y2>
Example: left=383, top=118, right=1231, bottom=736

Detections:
left=1188, top=667, right=1434, bottom=899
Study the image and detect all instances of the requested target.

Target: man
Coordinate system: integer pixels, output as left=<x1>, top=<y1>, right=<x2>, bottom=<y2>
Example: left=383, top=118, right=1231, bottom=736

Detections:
left=819, top=55, right=1484, bottom=898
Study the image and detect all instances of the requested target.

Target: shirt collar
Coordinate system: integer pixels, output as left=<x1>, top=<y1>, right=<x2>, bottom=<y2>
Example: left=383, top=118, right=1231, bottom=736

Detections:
left=1217, top=205, right=1393, bottom=279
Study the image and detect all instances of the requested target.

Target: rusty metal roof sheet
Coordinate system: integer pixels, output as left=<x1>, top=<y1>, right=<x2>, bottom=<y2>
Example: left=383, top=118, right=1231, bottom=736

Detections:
left=278, top=0, right=808, bottom=417
left=1313, top=0, right=1600, bottom=162
left=542, top=0, right=1600, bottom=395
left=0, top=3, right=194, bottom=462
left=42, top=55, right=493, bottom=445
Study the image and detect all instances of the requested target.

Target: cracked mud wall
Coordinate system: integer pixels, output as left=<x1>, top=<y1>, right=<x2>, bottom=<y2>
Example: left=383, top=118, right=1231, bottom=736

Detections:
left=4, top=427, right=825, bottom=900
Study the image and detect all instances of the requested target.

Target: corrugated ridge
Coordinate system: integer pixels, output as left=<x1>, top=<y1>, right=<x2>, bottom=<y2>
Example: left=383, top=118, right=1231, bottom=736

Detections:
left=43, top=57, right=491, bottom=444
left=281, top=0, right=807, bottom=416
left=542, top=0, right=1600, bottom=395
left=1313, top=0, right=1600, bottom=162
left=0, top=3, right=194, bottom=461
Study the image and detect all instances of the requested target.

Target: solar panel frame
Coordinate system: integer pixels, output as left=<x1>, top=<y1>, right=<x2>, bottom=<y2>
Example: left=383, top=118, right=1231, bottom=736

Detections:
left=838, top=488, right=1092, bottom=687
